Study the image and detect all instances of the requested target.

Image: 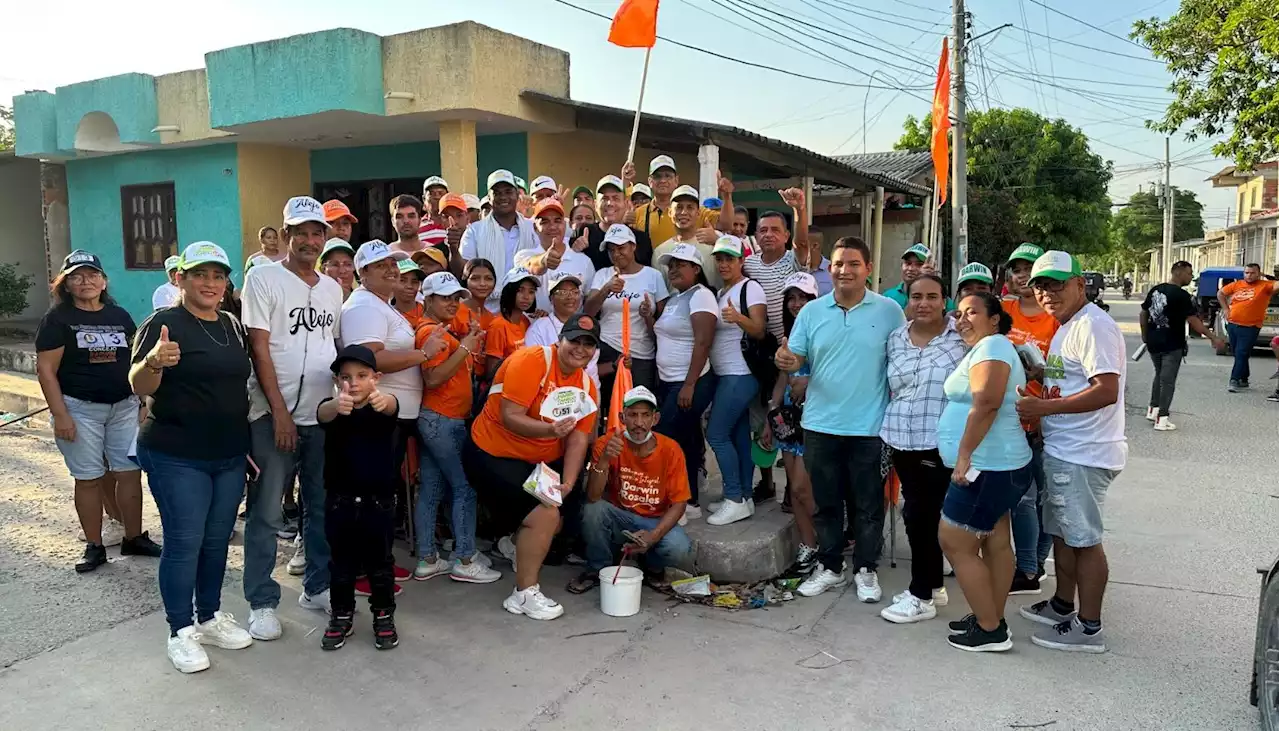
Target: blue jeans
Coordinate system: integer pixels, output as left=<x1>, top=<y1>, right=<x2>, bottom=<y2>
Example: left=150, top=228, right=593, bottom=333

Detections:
left=655, top=376, right=717, bottom=504
left=244, top=416, right=329, bottom=608
left=582, top=500, right=692, bottom=572
left=137, top=445, right=245, bottom=635
left=415, top=409, right=478, bottom=559
left=1228, top=323, right=1261, bottom=382
left=1011, top=441, right=1052, bottom=575
left=706, top=374, right=758, bottom=502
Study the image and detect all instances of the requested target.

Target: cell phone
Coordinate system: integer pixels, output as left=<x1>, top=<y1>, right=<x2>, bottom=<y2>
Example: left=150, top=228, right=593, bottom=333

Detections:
left=245, top=455, right=261, bottom=482
left=964, top=466, right=981, bottom=483
left=622, top=530, right=646, bottom=546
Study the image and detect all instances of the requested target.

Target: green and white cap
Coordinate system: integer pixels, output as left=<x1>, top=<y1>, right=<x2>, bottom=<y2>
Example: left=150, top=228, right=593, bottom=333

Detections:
left=957, top=262, right=994, bottom=286
left=397, top=258, right=423, bottom=275
left=902, top=243, right=931, bottom=262
left=321, top=238, right=354, bottom=262
left=712, top=235, right=745, bottom=258
left=1006, top=243, right=1044, bottom=264
left=1029, top=250, right=1083, bottom=282
left=622, top=385, right=658, bottom=408
left=163, top=255, right=182, bottom=273
left=178, top=241, right=231, bottom=272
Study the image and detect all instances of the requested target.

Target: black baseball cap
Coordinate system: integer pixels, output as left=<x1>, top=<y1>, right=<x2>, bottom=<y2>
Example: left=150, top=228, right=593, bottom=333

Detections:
left=330, top=344, right=378, bottom=374
left=559, top=312, right=601, bottom=344
left=60, top=249, right=104, bottom=275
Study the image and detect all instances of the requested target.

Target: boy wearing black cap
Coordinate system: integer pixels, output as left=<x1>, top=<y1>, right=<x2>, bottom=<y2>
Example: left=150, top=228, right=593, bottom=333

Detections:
left=316, top=344, right=401, bottom=650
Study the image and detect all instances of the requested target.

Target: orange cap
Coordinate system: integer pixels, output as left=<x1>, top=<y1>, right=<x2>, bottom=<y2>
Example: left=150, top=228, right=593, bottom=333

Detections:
left=323, top=200, right=358, bottom=223
left=533, top=197, right=565, bottom=218
left=438, top=193, right=468, bottom=214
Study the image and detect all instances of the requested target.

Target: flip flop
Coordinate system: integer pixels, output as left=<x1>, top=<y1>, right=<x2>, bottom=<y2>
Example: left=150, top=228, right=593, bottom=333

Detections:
left=566, top=570, right=599, bottom=595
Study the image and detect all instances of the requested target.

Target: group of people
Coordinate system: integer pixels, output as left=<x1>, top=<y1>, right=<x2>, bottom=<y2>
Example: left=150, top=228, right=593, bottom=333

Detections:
left=34, top=153, right=1132, bottom=676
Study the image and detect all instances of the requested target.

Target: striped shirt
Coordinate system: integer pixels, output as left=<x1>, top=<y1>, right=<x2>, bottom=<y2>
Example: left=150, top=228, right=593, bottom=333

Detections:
left=743, top=250, right=802, bottom=339
left=418, top=220, right=446, bottom=248
left=880, top=322, right=967, bottom=451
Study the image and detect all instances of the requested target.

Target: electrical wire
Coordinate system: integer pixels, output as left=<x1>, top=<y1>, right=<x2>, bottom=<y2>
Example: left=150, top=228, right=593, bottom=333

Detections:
left=1024, top=0, right=1152, bottom=50
left=1010, top=25, right=1164, bottom=63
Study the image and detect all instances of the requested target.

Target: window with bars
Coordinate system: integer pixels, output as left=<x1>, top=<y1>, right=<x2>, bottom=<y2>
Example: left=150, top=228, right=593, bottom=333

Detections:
left=121, top=183, right=178, bottom=269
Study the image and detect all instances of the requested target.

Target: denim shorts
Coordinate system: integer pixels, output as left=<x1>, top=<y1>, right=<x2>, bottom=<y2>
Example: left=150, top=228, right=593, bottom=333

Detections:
left=1041, top=454, right=1118, bottom=548
left=941, top=463, right=1033, bottom=536
left=53, top=395, right=141, bottom=479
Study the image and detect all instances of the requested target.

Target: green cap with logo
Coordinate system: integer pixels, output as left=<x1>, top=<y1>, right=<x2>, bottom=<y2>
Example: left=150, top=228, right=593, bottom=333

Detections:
left=1029, top=250, right=1083, bottom=282
left=957, top=262, right=994, bottom=285
left=902, top=243, right=931, bottom=262
left=178, top=241, right=231, bottom=272
left=1007, top=243, right=1044, bottom=264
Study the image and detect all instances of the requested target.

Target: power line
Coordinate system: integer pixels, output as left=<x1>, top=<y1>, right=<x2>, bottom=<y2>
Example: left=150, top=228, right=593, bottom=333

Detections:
left=1011, top=25, right=1164, bottom=63
left=1024, top=0, right=1151, bottom=50
left=681, top=0, right=864, bottom=75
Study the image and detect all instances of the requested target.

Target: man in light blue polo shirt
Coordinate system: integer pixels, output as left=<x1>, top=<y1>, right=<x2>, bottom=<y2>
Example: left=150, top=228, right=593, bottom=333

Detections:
left=776, top=236, right=905, bottom=601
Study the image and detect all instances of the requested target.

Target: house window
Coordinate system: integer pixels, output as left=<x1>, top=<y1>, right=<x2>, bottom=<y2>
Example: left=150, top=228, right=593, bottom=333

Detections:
left=121, top=183, right=178, bottom=269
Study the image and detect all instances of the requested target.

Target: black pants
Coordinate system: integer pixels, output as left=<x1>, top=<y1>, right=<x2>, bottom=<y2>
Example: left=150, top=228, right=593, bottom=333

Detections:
left=1148, top=348, right=1184, bottom=417
left=326, top=493, right=396, bottom=616
left=463, top=440, right=564, bottom=539
left=891, top=448, right=950, bottom=600
left=803, top=431, right=884, bottom=573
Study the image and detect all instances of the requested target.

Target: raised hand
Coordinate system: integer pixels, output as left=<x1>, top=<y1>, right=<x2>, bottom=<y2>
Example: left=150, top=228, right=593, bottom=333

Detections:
left=621, top=161, right=636, bottom=186
left=695, top=227, right=718, bottom=245
left=146, top=324, right=181, bottom=369
left=779, top=187, right=806, bottom=210
left=461, top=320, right=483, bottom=351
left=717, top=169, right=734, bottom=195
left=774, top=336, right=800, bottom=371
left=546, top=237, right=565, bottom=269
left=639, top=292, right=653, bottom=320
left=602, top=428, right=624, bottom=461
left=336, top=381, right=355, bottom=415
left=557, top=185, right=572, bottom=203
left=422, top=325, right=447, bottom=359
left=721, top=301, right=743, bottom=325
left=607, top=269, right=626, bottom=295
left=369, top=388, right=396, bottom=414
left=572, top=231, right=590, bottom=253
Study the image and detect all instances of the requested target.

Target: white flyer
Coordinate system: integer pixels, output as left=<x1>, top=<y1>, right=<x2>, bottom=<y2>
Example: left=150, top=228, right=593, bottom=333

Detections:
left=539, top=386, right=597, bottom=423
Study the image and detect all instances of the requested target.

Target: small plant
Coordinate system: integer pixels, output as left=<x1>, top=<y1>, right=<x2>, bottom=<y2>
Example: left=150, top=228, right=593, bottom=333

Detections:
left=0, top=263, right=35, bottom=318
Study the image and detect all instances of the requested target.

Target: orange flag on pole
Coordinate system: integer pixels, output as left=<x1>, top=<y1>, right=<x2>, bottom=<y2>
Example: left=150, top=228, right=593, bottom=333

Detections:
left=607, top=298, right=634, bottom=434
left=930, top=38, right=952, bottom=206
left=608, top=0, right=660, bottom=48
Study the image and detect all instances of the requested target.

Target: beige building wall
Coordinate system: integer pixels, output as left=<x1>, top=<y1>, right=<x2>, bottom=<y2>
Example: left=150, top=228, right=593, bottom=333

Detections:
left=0, top=157, right=48, bottom=320
left=526, top=130, right=702, bottom=196
left=236, top=144, right=312, bottom=259
left=154, top=70, right=232, bottom=144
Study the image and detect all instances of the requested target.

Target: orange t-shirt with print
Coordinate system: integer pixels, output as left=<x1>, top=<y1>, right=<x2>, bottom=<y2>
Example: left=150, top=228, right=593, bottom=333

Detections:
left=415, top=320, right=473, bottom=420
left=486, top=314, right=530, bottom=361
left=398, top=303, right=423, bottom=330
left=591, top=433, right=690, bottom=518
left=1003, top=298, right=1059, bottom=429
left=470, top=345, right=600, bottom=463
left=1221, top=279, right=1278, bottom=328
left=451, top=302, right=494, bottom=376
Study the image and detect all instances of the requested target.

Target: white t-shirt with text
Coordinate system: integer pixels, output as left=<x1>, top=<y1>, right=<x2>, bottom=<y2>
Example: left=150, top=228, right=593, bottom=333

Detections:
left=589, top=266, right=669, bottom=359
left=654, top=284, right=718, bottom=383
left=710, top=279, right=766, bottom=377
left=340, top=288, right=422, bottom=419
left=152, top=282, right=180, bottom=310
left=514, top=245, right=597, bottom=315
left=1041, top=303, right=1127, bottom=470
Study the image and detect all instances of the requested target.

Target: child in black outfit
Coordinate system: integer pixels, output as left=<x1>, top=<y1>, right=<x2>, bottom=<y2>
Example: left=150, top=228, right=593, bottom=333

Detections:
left=317, top=344, right=402, bottom=650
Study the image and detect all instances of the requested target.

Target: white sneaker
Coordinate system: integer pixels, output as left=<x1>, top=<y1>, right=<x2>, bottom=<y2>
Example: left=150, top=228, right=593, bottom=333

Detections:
left=413, top=556, right=451, bottom=581
left=678, top=512, right=688, bottom=527
left=167, top=626, right=210, bottom=674
left=298, top=588, right=332, bottom=614
left=880, top=591, right=937, bottom=623
left=1145, top=405, right=1158, bottom=421
left=706, top=499, right=752, bottom=526
left=933, top=586, right=949, bottom=607
left=503, top=584, right=565, bottom=620
left=854, top=568, right=882, bottom=603
left=1154, top=416, right=1177, bottom=431
left=706, top=501, right=722, bottom=514
left=102, top=518, right=125, bottom=547
left=248, top=608, right=282, bottom=641
left=497, top=535, right=518, bottom=571
left=451, top=558, right=502, bottom=584
left=798, top=565, right=849, bottom=597
left=194, top=611, right=254, bottom=649
left=683, top=504, right=702, bottom=521
left=286, top=535, right=305, bottom=576
left=450, top=550, right=494, bottom=569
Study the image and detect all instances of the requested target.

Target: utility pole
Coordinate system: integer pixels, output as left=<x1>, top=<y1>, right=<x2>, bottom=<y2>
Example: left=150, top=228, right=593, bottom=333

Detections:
left=1162, top=137, right=1173, bottom=273
left=950, top=0, right=969, bottom=289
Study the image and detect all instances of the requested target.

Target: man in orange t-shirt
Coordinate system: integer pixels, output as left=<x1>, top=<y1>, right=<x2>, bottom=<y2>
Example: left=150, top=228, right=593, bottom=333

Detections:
left=1217, top=263, right=1279, bottom=390
left=567, top=386, right=692, bottom=594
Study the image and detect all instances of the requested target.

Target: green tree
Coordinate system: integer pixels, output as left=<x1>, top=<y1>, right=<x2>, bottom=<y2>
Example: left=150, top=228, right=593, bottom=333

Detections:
left=1132, top=0, right=1278, bottom=169
left=895, top=108, right=1114, bottom=265
left=0, top=105, right=13, bottom=152
left=1102, top=186, right=1206, bottom=272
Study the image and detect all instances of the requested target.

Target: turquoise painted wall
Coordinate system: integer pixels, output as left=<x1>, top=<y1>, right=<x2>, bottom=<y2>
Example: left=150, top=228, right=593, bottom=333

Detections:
left=310, top=142, right=442, bottom=183
left=65, top=145, right=242, bottom=321
left=13, top=91, right=59, bottom=158
left=476, top=133, right=528, bottom=192
left=207, top=28, right=384, bottom=128
left=54, top=73, right=159, bottom=151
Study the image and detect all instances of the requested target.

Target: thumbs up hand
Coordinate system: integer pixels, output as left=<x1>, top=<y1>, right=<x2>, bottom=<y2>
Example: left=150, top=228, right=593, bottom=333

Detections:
left=1014, top=384, right=1053, bottom=419
left=336, top=381, right=355, bottom=415
left=774, top=336, right=800, bottom=372
left=369, top=388, right=396, bottom=415
left=639, top=291, right=654, bottom=320
left=146, top=324, right=181, bottom=369
left=546, top=236, right=565, bottom=269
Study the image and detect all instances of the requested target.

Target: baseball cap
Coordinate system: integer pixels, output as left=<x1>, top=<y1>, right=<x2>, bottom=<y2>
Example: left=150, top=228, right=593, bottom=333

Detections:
left=531, top=175, right=557, bottom=194
left=479, top=195, right=492, bottom=208
left=487, top=169, right=517, bottom=190
left=782, top=272, right=819, bottom=298
left=533, top=197, right=565, bottom=219
left=353, top=239, right=409, bottom=271
left=547, top=269, right=584, bottom=291
left=649, top=155, right=677, bottom=175
left=422, top=176, right=449, bottom=192
left=163, top=255, right=182, bottom=273
left=397, top=258, right=424, bottom=276
left=630, top=183, right=653, bottom=200
left=559, top=312, right=601, bottom=344
left=594, top=175, right=624, bottom=195
left=957, top=263, right=995, bottom=286
left=462, top=193, right=482, bottom=211
left=283, top=196, right=330, bottom=228
left=421, top=271, right=466, bottom=297
left=671, top=185, right=700, bottom=202
left=60, top=249, right=104, bottom=275
left=177, top=241, right=231, bottom=272
left=500, top=266, right=540, bottom=290
left=657, top=243, right=704, bottom=268
left=514, top=176, right=528, bottom=192
left=622, top=385, right=658, bottom=408
left=323, top=199, right=358, bottom=223
left=603, top=223, right=637, bottom=247
left=321, top=238, right=355, bottom=262
left=411, top=247, right=448, bottom=270
left=1007, top=243, right=1044, bottom=264
left=702, top=197, right=723, bottom=210
left=902, top=243, right=931, bottom=262
left=439, top=193, right=468, bottom=214
left=712, top=235, right=745, bottom=258
left=330, top=343, right=379, bottom=375
left=1029, top=250, right=1083, bottom=282
left=572, top=185, right=594, bottom=199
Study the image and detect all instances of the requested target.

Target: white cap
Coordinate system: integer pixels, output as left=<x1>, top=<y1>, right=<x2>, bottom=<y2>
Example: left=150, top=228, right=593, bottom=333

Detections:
left=782, top=272, right=819, bottom=298
left=501, top=266, right=541, bottom=290
left=531, top=175, right=557, bottom=194
left=649, top=155, right=677, bottom=175
left=487, top=169, right=517, bottom=190
left=622, top=385, right=659, bottom=408
left=353, top=239, right=409, bottom=271
left=282, top=196, right=330, bottom=228
left=657, top=243, right=704, bottom=268
left=603, top=223, right=637, bottom=247
left=420, top=271, right=466, bottom=297
left=462, top=193, right=482, bottom=210
left=671, top=184, right=700, bottom=202
left=177, top=241, right=231, bottom=272
left=596, top=175, right=625, bottom=194
left=630, top=183, right=653, bottom=199
left=547, top=269, right=584, bottom=291
left=163, top=255, right=182, bottom=273
left=422, top=176, right=449, bottom=192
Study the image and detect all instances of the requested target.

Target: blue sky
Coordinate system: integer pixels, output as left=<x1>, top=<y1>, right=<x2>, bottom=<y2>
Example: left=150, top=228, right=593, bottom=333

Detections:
left=0, top=0, right=1235, bottom=228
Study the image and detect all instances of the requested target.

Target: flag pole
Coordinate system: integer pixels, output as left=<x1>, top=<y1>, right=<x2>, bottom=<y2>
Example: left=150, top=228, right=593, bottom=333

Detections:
left=929, top=177, right=940, bottom=259
left=626, top=47, right=653, bottom=164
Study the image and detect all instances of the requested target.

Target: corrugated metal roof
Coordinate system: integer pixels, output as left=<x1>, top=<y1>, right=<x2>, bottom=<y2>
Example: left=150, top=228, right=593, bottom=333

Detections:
left=834, top=151, right=933, bottom=181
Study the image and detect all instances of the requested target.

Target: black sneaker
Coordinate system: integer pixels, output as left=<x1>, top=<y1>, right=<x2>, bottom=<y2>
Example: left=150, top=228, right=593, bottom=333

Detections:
left=1009, top=572, right=1042, bottom=596
left=121, top=531, right=162, bottom=558
left=780, top=486, right=792, bottom=514
left=752, top=479, right=775, bottom=505
left=75, top=543, right=108, bottom=573
left=948, top=613, right=977, bottom=635
left=321, top=614, right=354, bottom=651
left=1240, top=379, right=1251, bottom=389
left=781, top=544, right=818, bottom=579
left=1228, top=380, right=1240, bottom=393
left=947, top=618, right=1012, bottom=652
left=373, top=610, right=399, bottom=650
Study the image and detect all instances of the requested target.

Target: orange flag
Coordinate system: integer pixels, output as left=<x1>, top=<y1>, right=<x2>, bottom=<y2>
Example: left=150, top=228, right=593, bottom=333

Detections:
left=608, top=0, right=660, bottom=48
left=607, top=298, right=634, bottom=433
left=931, top=38, right=951, bottom=206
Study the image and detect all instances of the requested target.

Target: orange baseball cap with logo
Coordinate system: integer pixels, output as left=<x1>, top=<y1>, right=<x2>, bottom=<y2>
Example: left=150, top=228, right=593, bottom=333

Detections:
left=533, top=197, right=565, bottom=219
left=323, top=200, right=358, bottom=223
left=438, top=194, right=468, bottom=215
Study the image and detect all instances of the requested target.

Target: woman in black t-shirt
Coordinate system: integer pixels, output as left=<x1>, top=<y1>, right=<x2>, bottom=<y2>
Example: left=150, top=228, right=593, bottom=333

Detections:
left=130, top=241, right=255, bottom=674
left=34, top=250, right=161, bottom=574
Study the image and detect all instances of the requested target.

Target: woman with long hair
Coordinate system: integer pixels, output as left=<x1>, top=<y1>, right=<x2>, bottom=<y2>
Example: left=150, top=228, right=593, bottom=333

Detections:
left=35, top=250, right=161, bottom=573
left=486, top=268, right=539, bottom=374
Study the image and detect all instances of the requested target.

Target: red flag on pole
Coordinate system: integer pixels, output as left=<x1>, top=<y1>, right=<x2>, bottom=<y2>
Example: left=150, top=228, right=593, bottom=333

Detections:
left=931, top=38, right=952, bottom=206
left=608, top=0, right=660, bottom=48
left=607, top=298, right=634, bottom=434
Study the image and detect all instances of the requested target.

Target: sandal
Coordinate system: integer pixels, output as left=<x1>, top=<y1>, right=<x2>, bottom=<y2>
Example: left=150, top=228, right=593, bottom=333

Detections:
left=566, top=570, right=599, bottom=595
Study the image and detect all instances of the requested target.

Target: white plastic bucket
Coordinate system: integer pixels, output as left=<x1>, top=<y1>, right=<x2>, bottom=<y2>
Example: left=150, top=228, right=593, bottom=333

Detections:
left=598, top=566, right=643, bottom=617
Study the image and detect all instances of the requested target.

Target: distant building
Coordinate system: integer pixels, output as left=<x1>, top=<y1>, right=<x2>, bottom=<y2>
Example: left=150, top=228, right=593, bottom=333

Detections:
left=1201, top=161, right=1278, bottom=272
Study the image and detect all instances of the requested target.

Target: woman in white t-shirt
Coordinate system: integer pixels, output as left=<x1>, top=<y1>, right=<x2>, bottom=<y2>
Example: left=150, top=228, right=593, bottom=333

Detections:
left=585, top=224, right=669, bottom=418
left=705, top=235, right=767, bottom=527
left=526, top=270, right=600, bottom=389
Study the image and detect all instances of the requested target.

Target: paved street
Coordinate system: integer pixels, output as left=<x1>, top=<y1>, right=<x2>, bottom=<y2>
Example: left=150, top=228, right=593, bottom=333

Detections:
left=0, top=299, right=1275, bottom=731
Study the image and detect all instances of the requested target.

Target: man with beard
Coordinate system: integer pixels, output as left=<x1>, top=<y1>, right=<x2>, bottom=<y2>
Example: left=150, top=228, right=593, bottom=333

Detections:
left=517, top=198, right=597, bottom=315
left=460, top=170, right=540, bottom=312
left=389, top=194, right=426, bottom=256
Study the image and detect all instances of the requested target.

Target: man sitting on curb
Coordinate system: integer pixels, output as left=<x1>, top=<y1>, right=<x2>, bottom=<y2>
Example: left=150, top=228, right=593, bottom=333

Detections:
left=567, top=386, right=692, bottom=594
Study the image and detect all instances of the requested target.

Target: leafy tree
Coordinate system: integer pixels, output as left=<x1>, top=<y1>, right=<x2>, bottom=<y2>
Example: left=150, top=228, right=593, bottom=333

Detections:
left=0, top=106, right=13, bottom=152
left=1132, top=0, right=1278, bottom=170
left=1102, top=186, right=1205, bottom=272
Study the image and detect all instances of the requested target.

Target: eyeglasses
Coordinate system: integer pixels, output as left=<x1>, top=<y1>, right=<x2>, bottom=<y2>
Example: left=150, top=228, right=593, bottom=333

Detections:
left=1030, top=279, right=1068, bottom=293
left=67, top=271, right=104, bottom=283
left=552, top=288, right=580, bottom=298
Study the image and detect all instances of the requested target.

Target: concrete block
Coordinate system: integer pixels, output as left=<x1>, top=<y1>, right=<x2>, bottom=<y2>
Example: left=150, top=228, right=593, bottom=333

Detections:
left=0, top=344, right=36, bottom=375
left=685, top=502, right=797, bottom=584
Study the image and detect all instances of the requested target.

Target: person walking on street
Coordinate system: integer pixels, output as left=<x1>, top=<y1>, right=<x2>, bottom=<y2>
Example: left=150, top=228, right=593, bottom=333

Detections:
left=1141, top=261, right=1223, bottom=430
left=1217, top=263, right=1278, bottom=392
